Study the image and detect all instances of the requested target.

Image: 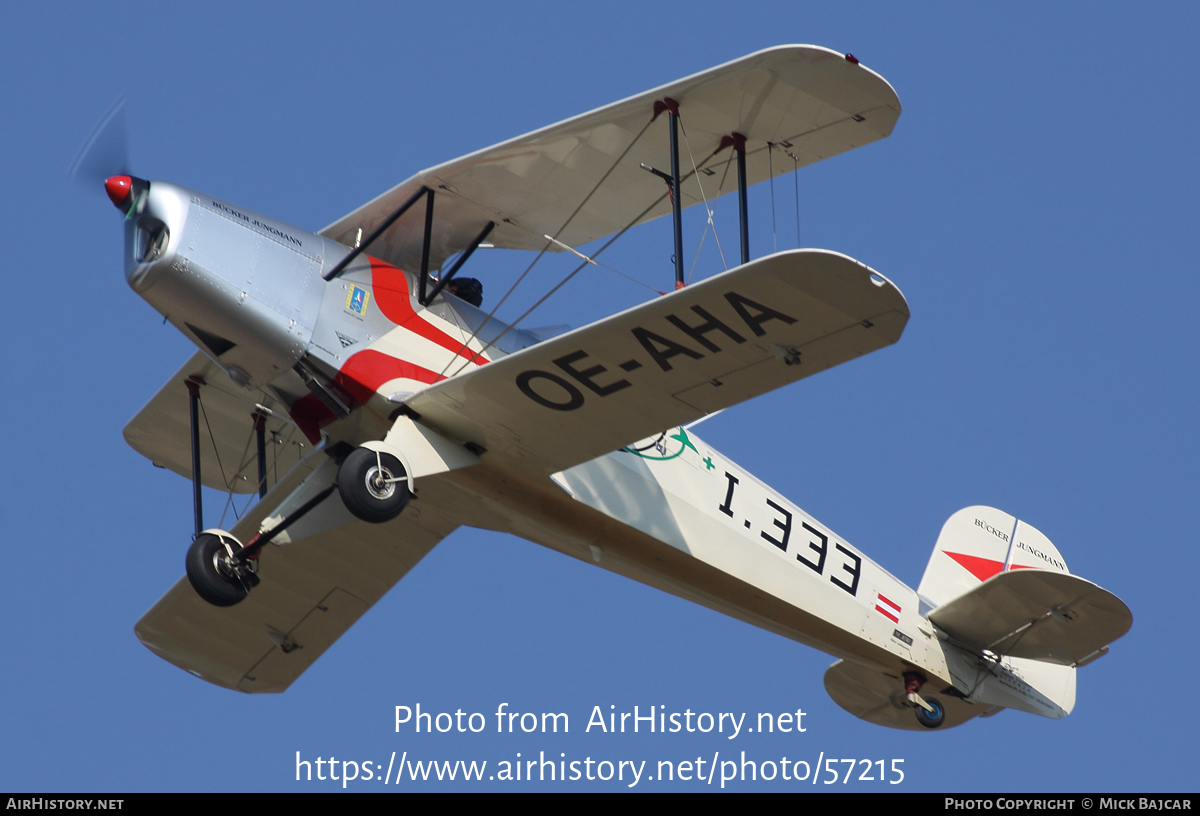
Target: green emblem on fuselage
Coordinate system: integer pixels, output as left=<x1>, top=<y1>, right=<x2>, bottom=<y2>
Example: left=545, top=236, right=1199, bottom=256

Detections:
left=624, top=426, right=699, bottom=461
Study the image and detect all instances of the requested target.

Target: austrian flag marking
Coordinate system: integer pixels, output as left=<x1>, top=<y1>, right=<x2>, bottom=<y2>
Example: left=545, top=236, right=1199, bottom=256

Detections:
left=875, top=593, right=902, bottom=623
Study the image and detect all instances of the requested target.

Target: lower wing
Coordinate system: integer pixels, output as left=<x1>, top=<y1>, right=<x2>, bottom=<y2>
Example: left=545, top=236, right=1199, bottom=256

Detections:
left=406, top=249, right=909, bottom=477
left=135, top=454, right=459, bottom=692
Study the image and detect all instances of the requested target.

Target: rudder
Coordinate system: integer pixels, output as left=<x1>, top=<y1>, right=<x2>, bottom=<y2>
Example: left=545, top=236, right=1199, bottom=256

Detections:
left=917, top=506, right=1069, bottom=608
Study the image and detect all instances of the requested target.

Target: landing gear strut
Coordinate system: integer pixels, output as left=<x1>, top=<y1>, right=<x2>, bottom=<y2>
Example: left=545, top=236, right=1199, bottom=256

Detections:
left=181, top=383, right=407, bottom=608
left=184, top=480, right=337, bottom=607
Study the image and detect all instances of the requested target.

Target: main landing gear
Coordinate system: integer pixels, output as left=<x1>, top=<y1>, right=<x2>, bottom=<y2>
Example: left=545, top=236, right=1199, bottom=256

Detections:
left=186, top=531, right=258, bottom=607
left=180, top=382, right=411, bottom=609
left=336, top=447, right=409, bottom=523
left=183, top=446, right=410, bottom=607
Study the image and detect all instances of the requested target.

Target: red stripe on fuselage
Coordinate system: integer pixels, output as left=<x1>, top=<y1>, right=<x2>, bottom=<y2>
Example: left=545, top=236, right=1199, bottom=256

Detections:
left=369, top=257, right=488, bottom=365
left=334, top=349, right=444, bottom=404
left=288, top=350, right=444, bottom=443
left=286, top=258, right=476, bottom=441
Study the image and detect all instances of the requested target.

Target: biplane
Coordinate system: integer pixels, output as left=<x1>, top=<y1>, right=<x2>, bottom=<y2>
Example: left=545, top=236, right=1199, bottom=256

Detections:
left=81, top=45, right=1131, bottom=729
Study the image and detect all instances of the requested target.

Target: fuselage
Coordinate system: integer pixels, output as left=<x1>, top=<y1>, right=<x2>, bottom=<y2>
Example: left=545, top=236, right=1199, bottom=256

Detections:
left=121, top=179, right=1069, bottom=720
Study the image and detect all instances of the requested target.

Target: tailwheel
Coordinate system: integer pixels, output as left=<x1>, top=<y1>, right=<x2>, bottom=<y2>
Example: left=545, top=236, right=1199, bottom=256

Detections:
left=903, top=670, right=946, bottom=729
left=914, top=696, right=945, bottom=729
left=337, top=447, right=410, bottom=523
left=186, top=531, right=258, bottom=607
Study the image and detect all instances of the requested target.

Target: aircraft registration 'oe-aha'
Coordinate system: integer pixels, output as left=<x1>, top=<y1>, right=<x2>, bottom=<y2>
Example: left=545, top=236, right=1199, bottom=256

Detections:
left=76, top=45, right=1131, bottom=731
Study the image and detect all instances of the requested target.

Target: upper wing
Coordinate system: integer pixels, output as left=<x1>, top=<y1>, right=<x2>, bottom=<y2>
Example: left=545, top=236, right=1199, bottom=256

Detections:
left=320, top=45, right=900, bottom=272
left=135, top=454, right=460, bottom=692
left=928, top=570, right=1133, bottom=666
left=404, top=249, right=908, bottom=477
left=123, top=351, right=309, bottom=493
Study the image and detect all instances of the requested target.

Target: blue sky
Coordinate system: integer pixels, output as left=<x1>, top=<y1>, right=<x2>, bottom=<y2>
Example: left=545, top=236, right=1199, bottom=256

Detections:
left=2, top=2, right=1197, bottom=792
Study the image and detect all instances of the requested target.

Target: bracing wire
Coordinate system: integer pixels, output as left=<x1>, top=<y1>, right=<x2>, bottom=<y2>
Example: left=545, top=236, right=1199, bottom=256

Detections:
left=435, top=117, right=656, bottom=382
left=678, top=119, right=728, bottom=276
left=442, top=137, right=730, bottom=380
left=443, top=182, right=682, bottom=379
left=217, top=424, right=256, bottom=528
left=437, top=113, right=748, bottom=380
left=592, top=257, right=667, bottom=295
left=197, top=396, right=229, bottom=493
left=687, top=148, right=734, bottom=284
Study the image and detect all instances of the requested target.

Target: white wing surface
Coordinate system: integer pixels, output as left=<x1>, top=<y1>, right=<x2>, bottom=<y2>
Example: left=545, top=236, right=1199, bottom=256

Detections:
left=321, top=45, right=900, bottom=272
left=405, top=249, right=908, bottom=477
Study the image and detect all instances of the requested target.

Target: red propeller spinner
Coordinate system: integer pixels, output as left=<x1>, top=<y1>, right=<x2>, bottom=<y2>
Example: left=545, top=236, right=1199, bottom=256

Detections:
left=105, top=175, right=132, bottom=207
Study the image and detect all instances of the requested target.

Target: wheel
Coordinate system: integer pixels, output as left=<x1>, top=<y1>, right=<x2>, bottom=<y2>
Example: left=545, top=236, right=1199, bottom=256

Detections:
left=186, top=533, right=250, bottom=607
left=337, top=447, right=410, bottom=523
left=914, top=696, right=945, bottom=729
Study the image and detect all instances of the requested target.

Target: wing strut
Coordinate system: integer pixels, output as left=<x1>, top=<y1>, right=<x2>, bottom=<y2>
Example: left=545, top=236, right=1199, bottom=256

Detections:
left=655, top=101, right=758, bottom=286
left=322, top=186, right=430, bottom=281
left=735, top=134, right=749, bottom=265
left=653, top=97, right=686, bottom=291
left=419, top=220, right=495, bottom=306
left=253, top=409, right=268, bottom=499
left=185, top=376, right=205, bottom=537
left=715, top=132, right=751, bottom=265
left=181, top=377, right=280, bottom=535
left=417, top=188, right=435, bottom=302
left=321, top=185, right=490, bottom=308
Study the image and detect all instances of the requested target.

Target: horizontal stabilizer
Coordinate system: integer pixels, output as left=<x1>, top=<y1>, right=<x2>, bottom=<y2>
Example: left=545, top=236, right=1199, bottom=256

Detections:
left=405, top=249, right=908, bottom=476
left=824, top=660, right=983, bottom=732
left=928, top=570, right=1132, bottom=666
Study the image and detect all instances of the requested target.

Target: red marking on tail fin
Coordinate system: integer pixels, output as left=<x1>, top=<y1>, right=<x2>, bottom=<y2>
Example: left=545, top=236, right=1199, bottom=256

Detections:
left=943, top=551, right=1005, bottom=582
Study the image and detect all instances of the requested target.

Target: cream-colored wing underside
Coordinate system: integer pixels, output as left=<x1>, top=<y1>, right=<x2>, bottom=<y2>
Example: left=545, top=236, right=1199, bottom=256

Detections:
left=123, top=351, right=307, bottom=493
left=320, top=45, right=900, bottom=272
left=135, top=454, right=459, bottom=692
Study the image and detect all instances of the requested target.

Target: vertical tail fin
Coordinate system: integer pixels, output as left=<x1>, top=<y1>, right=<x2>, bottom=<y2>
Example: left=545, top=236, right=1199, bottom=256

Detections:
left=917, top=506, right=1069, bottom=608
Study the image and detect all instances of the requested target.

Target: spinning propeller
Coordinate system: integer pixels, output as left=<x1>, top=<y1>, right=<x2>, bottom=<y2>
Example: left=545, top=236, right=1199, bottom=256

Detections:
left=68, top=96, right=144, bottom=213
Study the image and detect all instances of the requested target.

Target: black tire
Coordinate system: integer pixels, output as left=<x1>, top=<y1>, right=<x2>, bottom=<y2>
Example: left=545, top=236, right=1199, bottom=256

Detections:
left=338, top=448, right=410, bottom=523
left=186, top=533, right=250, bottom=607
left=914, top=697, right=946, bottom=729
